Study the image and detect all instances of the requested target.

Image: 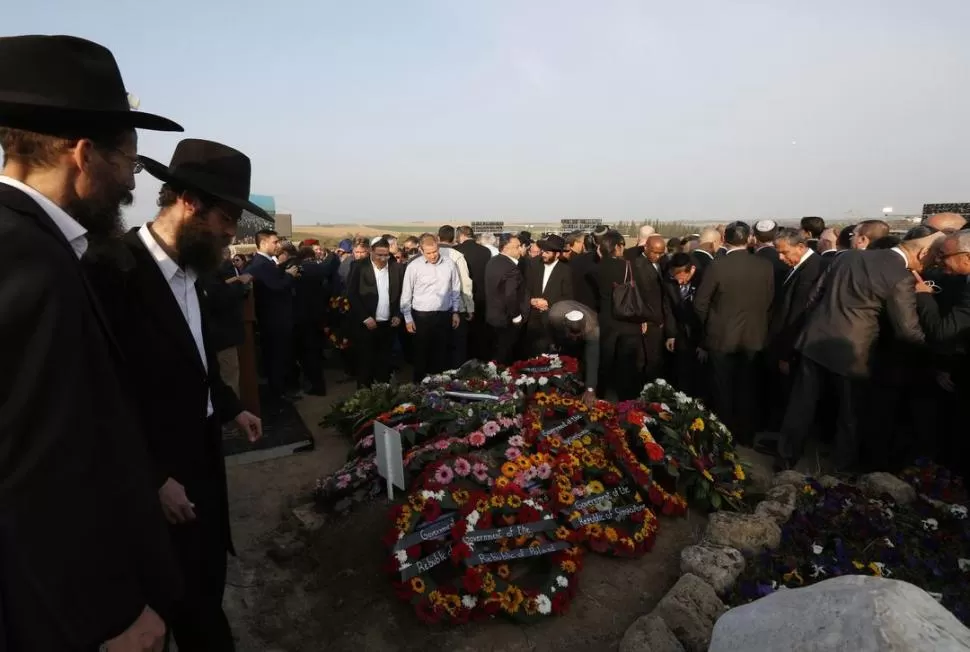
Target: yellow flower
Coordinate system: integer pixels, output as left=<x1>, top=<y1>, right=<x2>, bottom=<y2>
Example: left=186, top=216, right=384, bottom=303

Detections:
left=782, top=569, right=804, bottom=585
left=852, top=560, right=865, bottom=570
left=496, top=477, right=510, bottom=489
left=555, top=526, right=572, bottom=540
left=868, top=562, right=883, bottom=577
left=452, top=489, right=470, bottom=506
left=490, top=495, right=506, bottom=508
left=476, top=498, right=490, bottom=512
left=587, top=480, right=605, bottom=495
left=500, top=587, right=525, bottom=614
left=803, top=484, right=817, bottom=496
left=501, top=462, right=518, bottom=478
left=524, top=598, right=539, bottom=615
left=507, top=495, right=522, bottom=509
left=560, top=560, right=577, bottom=573
left=410, top=577, right=426, bottom=594
left=604, top=527, right=619, bottom=543
left=634, top=531, right=644, bottom=542
left=690, top=418, right=705, bottom=432
left=516, top=456, right=531, bottom=470
left=734, top=464, right=745, bottom=481
left=582, top=434, right=592, bottom=445
left=585, top=523, right=603, bottom=538
left=496, top=564, right=511, bottom=579
left=482, top=573, right=496, bottom=594
left=703, top=470, right=715, bottom=482
left=558, top=490, right=576, bottom=506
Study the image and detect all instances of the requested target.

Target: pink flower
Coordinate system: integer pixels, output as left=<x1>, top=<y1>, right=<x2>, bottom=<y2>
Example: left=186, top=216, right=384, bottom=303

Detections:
left=467, top=432, right=487, bottom=447
left=472, top=462, right=489, bottom=483
left=508, top=435, right=526, bottom=448
left=453, top=458, right=472, bottom=477
left=537, top=463, right=552, bottom=480
left=433, top=439, right=451, bottom=450
left=524, top=466, right=538, bottom=481
left=572, top=486, right=584, bottom=496
left=338, top=474, right=352, bottom=484
left=434, top=465, right=455, bottom=485
left=482, top=421, right=501, bottom=437
left=505, top=447, right=522, bottom=461
left=513, top=415, right=523, bottom=427
left=498, top=417, right=514, bottom=429
left=514, top=472, right=527, bottom=486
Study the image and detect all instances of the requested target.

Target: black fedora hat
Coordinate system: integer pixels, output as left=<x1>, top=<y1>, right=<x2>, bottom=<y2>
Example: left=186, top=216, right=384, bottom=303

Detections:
left=139, top=139, right=274, bottom=223
left=538, top=234, right=565, bottom=252
left=0, top=35, right=181, bottom=133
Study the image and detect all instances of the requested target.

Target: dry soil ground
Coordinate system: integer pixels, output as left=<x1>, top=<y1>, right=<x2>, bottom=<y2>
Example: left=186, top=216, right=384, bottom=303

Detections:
left=221, top=378, right=729, bottom=652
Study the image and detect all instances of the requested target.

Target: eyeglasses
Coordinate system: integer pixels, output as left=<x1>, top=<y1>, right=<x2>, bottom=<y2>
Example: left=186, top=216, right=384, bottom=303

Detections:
left=104, top=146, right=143, bottom=173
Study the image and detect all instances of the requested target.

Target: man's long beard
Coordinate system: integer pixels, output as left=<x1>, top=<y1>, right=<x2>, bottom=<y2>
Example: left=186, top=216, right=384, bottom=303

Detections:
left=71, top=185, right=133, bottom=268
left=176, top=217, right=229, bottom=274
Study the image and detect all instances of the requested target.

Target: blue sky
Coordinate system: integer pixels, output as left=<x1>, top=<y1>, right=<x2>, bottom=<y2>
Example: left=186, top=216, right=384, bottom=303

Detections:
left=8, top=1, right=970, bottom=224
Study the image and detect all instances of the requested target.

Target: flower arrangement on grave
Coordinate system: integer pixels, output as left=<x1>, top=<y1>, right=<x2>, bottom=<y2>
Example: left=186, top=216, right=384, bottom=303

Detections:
left=314, top=455, right=381, bottom=512
left=634, top=379, right=748, bottom=510
left=325, top=295, right=353, bottom=351
left=386, top=455, right=496, bottom=625
left=503, top=354, right=584, bottom=395
left=450, top=479, right=584, bottom=623
left=899, top=459, right=968, bottom=505
left=320, top=383, right=424, bottom=437
left=729, top=476, right=970, bottom=626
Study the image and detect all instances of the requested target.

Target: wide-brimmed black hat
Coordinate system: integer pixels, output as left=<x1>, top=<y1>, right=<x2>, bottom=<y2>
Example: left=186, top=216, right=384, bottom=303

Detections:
left=139, top=139, right=274, bottom=222
left=0, top=35, right=181, bottom=133
left=538, top=234, right=565, bottom=252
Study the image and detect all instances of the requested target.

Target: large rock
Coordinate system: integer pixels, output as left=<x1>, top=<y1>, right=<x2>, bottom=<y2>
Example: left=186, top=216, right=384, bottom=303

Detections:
left=754, top=484, right=798, bottom=525
left=771, top=469, right=807, bottom=489
left=704, top=512, right=781, bottom=554
left=709, top=575, right=970, bottom=652
left=619, top=613, right=685, bottom=652
left=680, top=544, right=745, bottom=594
left=860, top=472, right=917, bottom=506
left=653, top=573, right=727, bottom=652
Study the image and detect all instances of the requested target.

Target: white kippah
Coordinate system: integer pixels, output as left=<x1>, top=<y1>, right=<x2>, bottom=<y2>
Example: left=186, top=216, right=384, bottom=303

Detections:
left=755, top=219, right=777, bottom=232
left=565, top=310, right=584, bottom=322
left=371, top=236, right=382, bottom=245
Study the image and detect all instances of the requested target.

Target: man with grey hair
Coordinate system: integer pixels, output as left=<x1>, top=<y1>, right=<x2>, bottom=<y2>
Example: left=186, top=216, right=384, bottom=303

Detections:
left=479, top=231, right=499, bottom=256
left=624, top=224, right=657, bottom=260
left=690, top=227, right=721, bottom=282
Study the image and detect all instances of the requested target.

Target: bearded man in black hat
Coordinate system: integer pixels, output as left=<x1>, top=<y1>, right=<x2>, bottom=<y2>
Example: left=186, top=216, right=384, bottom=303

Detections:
left=0, top=35, right=183, bottom=652
left=82, top=139, right=268, bottom=652
left=524, top=234, right=573, bottom=356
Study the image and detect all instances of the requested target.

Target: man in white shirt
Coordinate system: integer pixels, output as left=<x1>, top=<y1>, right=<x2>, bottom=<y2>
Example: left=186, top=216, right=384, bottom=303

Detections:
left=0, top=34, right=185, bottom=651
left=400, top=233, right=461, bottom=381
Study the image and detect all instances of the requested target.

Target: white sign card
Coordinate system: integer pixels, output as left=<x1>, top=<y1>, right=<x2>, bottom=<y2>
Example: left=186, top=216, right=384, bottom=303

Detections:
left=374, top=421, right=406, bottom=499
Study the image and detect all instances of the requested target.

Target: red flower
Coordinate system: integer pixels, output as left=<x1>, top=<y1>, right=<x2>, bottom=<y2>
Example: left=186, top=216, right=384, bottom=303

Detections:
left=451, top=542, right=473, bottom=563
left=421, top=500, right=442, bottom=523
left=645, top=442, right=665, bottom=462
left=462, top=568, right=484, bottom=593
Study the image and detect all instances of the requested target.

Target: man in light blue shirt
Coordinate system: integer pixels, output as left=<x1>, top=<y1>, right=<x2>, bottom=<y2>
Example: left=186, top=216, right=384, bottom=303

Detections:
left=401, top=233, right=461, bottom=381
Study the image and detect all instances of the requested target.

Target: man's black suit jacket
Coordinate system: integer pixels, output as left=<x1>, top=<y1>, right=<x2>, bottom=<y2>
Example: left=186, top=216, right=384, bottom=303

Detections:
left=756, top=245, right=791, bottom=300
left=797, top=249, right=924, bottom=377
left=485, top=254, right=529, bottom=328
left=245, top=253, right=294, bottom=333
left=526, top=260, right=573, bottom=329
left=767, top=253, right=825, bottom=362
left=916, top=277, right=970, bottom=387
left=694, top=249, right=774, bottom=353
left=689, top=249, right=715, bottom=285
left=632, top=256, right=666, bottom=326
left=454, top=240, right=491, bottom=304
left=347, top=259, right=404, bottom=325
left=567, top=251, right=599, bottom=311
left=662, top=278, right=702, bottom=349
left=0, top=186, right=180, bottom=650
left=85, top=228, right=243, bottom=561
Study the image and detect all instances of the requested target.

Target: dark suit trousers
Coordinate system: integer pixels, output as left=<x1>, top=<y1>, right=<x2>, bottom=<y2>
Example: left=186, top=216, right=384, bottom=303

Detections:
left=468, top=300, right=489, bottom=360
left=298, top=320, right=325, bottom=390
left=448, top=316, right=469, bottom=370
left=260, top=325, right=291, bottom=400
left=642, top=323, right=665, bottom=384
left=778, top=357, right=864, bottom=470
left=707, top=351, right=759, bottom=445
left=600, top=329, right=644, bottom=401
left=411, top=310, right=450, bottom=381
left=167, top=418, right=234, bottom=652
left=356, top=321, right=394, bottom=388
left=491, top=323, right=522, bottom=365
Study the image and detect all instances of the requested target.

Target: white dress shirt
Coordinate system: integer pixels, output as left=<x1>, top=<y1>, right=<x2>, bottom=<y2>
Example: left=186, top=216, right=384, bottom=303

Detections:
left=138, top=224, right=213, bottom=417
left=373, top=261, right=390, bottom=322
left=0, top=175, right=88, bottom=259
left=890, top=247, right=910, bottom=269
left=541, top=260, right=558, bottom=293
left=400, top=255, right=461, bottom=324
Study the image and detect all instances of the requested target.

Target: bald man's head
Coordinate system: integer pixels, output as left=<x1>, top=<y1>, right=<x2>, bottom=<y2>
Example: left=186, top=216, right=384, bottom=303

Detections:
left=644, top=234, right=667, bottom=263
left=697, top=227, right=722, bottom=253
left=818, top=228, right=837, bottom=252
left=924, top=212, right=967, bottom=233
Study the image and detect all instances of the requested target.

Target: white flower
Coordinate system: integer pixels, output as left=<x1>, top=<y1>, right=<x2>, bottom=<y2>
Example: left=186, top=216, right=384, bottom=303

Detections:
left=871, top=562, right=890, bottom=577
left=395, top=550, right=408, bottom=564
left=922, top=518, right=939, bottom=531
left=810, top=563, right=827, bottom=578
left=524, top=499, right=537, bottom=508
left=461, top=595, right=478, bottom=609
left=543, top=513, right=554, bottom=520
left=951, top=505, right=968, bottom=520
left=811, top=543, right=823, bottom=555
left=660, top=403, right=671, bottom=413
left=468, top=408, right=474, bottom=417
left=536, top=594, right=552, bottom=615
left=883, top=537, right=895, bottom=548
left=655, top=378, right=668, bottom=386
left=556, top=576, right=569, bottom=588
left=526, top=377, right=536, bottom=385
left=959, top=559, right=970, bottom=573
left=929, top=591, right=944, bottom=602
left=882, top=507, right=894, bottom=520
left=538, top=376, right=549, bottom=386
left=595, top=499, right=613, bottom=512
left=674, top=391, right=689, bottom=404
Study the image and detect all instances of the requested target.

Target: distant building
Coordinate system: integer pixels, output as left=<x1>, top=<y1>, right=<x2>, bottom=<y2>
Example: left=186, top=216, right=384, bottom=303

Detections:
left=236, top=194, right=278, bottom=241
left=471, top=220, right=504, bottom=235
left=560, top=218, right=603, bottom=233
left=923, top=202, right=970, bottom=218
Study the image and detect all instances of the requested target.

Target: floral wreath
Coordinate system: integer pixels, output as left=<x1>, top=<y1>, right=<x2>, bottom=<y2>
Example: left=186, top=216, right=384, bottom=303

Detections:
left=315, top=454, right=380, bottom=511
left=550, top=445, right=660, bottom=558
left=451, top=481, right=584, bottom=623
left=385, top=455, right=496, bottom=624
left=523, top=391, right=612, bottom=453
left=603, top=413, right=688, bottom=517
left=329, top=295, right=351, bottom=314
left=503, top=354, right=584, bottom=395
left=402, top=414, right=522, bottom=473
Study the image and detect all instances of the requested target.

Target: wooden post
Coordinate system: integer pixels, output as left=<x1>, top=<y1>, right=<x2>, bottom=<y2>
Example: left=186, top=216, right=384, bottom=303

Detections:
left=238, top=291, right=261, bottom=417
